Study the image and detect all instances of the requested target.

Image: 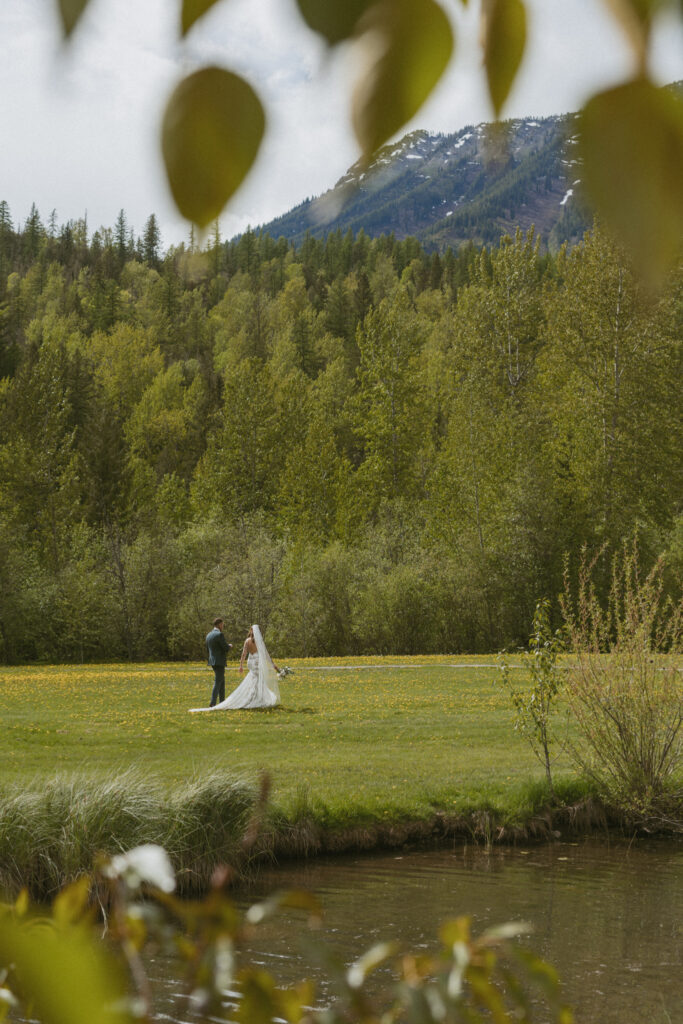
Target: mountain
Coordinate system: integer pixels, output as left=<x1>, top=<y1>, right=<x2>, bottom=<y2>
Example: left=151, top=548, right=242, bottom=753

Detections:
left=258, top=113, right=590, bottom=251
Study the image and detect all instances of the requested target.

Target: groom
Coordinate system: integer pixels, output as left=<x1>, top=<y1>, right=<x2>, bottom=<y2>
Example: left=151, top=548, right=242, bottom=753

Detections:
left=206, top=617, right=232, bottom=707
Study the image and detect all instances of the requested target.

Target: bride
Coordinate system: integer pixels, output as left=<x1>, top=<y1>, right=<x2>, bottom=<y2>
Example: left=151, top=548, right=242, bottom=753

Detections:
left=191, top=624, right=280, bottom=711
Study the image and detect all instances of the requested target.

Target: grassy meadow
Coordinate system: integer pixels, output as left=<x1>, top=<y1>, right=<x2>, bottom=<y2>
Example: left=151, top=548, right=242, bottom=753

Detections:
left=0, top=657, right=597, bottom=895
left=1, top=656, right=578, bottom=822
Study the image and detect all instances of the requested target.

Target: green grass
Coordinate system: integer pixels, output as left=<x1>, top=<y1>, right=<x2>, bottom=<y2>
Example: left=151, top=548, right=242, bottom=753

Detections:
left=1, top=657, right=580, bottom=819
left=4, top=655, right=680, bottom=899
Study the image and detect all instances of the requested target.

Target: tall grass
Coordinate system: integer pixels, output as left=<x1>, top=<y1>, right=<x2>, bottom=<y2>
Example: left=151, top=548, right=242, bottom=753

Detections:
left=0, top=768, right=258, bottom=900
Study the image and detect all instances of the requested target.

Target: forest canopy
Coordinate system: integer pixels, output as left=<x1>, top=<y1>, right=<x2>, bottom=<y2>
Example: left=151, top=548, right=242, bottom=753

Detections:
left=0, top=204, right=680, bottom=662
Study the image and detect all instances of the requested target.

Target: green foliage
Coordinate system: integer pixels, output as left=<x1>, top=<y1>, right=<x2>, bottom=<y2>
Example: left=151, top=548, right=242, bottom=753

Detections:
left=0, top=216, right=680, bottom=661
left=354, top=294, right=429, bottom=500
left=0, top=909, right=129, bottom=1024
left=560, top=539, right=683, bottom=824
left=542, top=229, right=681, bottom=546
left=0, top=842, right=575, bottom=1024
left=499, top=600, right=566, bottom=799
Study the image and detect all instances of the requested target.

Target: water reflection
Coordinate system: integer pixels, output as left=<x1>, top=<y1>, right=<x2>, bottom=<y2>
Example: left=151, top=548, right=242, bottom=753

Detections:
left=150, top=838, right=683, bottom=1024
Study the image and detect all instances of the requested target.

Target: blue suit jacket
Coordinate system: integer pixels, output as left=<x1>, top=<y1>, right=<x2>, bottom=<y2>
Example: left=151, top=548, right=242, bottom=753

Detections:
left=206, top=627, right=231, bottom=667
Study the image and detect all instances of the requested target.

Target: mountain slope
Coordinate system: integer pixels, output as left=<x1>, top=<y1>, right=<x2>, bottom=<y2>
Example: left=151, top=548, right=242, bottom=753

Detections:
left=258, top=113, right=590, bottom=250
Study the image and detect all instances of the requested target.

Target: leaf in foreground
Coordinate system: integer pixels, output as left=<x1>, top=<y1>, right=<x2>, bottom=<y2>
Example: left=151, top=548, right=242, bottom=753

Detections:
left=0, top=917, right=130, bottom=1024
left=578, top=79, right=683, bottom=284
left=352, top=0, right=454, bottom=159
left=181, top=0, right=224, bottom=36
left=295, top=0, right=373, bottom=44
left=57, top=0, right=90, bottom=36
left=482, top=0, right=527, bottom=117
left=162, top=66, right=265, bottom=228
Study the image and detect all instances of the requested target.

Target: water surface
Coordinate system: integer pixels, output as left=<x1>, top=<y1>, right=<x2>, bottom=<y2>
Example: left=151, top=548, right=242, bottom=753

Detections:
left=149, top=838, right=682, bottom=1023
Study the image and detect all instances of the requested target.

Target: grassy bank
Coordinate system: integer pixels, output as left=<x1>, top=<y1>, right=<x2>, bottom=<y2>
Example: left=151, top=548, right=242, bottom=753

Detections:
left=0, top=657, right=634, bottom=895
left=0, top=769, right=603, bottom=899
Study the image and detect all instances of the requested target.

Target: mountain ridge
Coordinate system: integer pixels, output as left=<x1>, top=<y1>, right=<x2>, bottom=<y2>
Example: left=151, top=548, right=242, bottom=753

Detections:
left=256, top=110, right=590, bottom=250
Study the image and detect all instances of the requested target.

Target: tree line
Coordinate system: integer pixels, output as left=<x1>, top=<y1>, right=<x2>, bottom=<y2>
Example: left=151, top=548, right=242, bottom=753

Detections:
left=0, top=201, right=680, bottom=662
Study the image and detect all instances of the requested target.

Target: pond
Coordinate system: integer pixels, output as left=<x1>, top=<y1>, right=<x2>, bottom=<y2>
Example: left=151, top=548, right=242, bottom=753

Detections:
left=148, top=838, right=682, bottom=1023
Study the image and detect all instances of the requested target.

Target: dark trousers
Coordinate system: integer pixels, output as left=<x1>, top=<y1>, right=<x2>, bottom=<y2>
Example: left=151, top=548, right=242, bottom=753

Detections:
left=210, top=665, right=226, bottom=706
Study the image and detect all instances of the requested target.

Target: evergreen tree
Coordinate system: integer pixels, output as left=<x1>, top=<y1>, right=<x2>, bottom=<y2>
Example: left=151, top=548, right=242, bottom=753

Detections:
left=22, top=203, right=45, bottom=263
left=208, top=219, right=222, bottom=277
left=142, top=213, right=161, bottom=268
left=114, top=208, right=130, bottom=269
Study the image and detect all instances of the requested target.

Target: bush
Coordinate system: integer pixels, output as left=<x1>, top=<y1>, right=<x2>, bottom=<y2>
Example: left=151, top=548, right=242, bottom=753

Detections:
left=560, top=540, right=683, bottom=825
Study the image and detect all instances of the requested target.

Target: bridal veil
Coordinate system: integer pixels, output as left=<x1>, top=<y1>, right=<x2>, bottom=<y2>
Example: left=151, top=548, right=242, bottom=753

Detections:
left=253, top=623, right=280, bottom=704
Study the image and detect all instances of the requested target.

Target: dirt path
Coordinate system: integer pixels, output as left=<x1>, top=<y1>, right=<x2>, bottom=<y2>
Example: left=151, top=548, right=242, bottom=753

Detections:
left=305, top=663, right=519, bottom=670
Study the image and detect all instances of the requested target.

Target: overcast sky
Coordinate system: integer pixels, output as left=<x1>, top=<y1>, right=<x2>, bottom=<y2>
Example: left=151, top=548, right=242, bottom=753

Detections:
left=2, top=0, right=683, bottom=247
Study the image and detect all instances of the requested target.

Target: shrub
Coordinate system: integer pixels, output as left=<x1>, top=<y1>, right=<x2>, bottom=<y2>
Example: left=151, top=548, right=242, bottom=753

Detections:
left=560, top=540, right=683, bottom=825
left=499, top=598, right=566, bottom=800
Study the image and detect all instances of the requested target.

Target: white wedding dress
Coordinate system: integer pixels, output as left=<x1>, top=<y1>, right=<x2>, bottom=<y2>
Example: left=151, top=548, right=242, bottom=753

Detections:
left=190, top=624, right=280, bottom=712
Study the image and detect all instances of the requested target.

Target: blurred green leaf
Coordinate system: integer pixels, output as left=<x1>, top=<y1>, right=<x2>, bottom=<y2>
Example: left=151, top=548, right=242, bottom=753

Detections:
left=606, top=0, right=668, bottom=31
left=295, top=0, right=372, bottom=43
left=162, top=66, right=265, bottom=228
left=124, top=912, right=147, bottom=952
left=513, top=947, right=562, bottom=997
left=165, top=888, right=240, bottom=935
left=578, top=78, right=683, bottom=284
left=498, top=965, right=533, bottom=1018
left=467, top=966, right=510, bottom=1023
left=236, top=969, right=277, bottom=1024
left=606, top=0, right=667, bottom=22
left=57, top=0, right=89, bottom=37
left=0, top=917, right=130, bottom=1024
left=181, top=0, right=224, bottom=35
left=273, top=980, right=315, bottom=1024
left=483, top=0, right=527, bottom=117
left=603, top=0, right=662, bottom=64
left=352, top=0, right=454, bottom=159
left=13, top=889, right=29, bottom=919
left=439, top=916, right=471, bottom=947
left=52, top=876, right=92, bottom=928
